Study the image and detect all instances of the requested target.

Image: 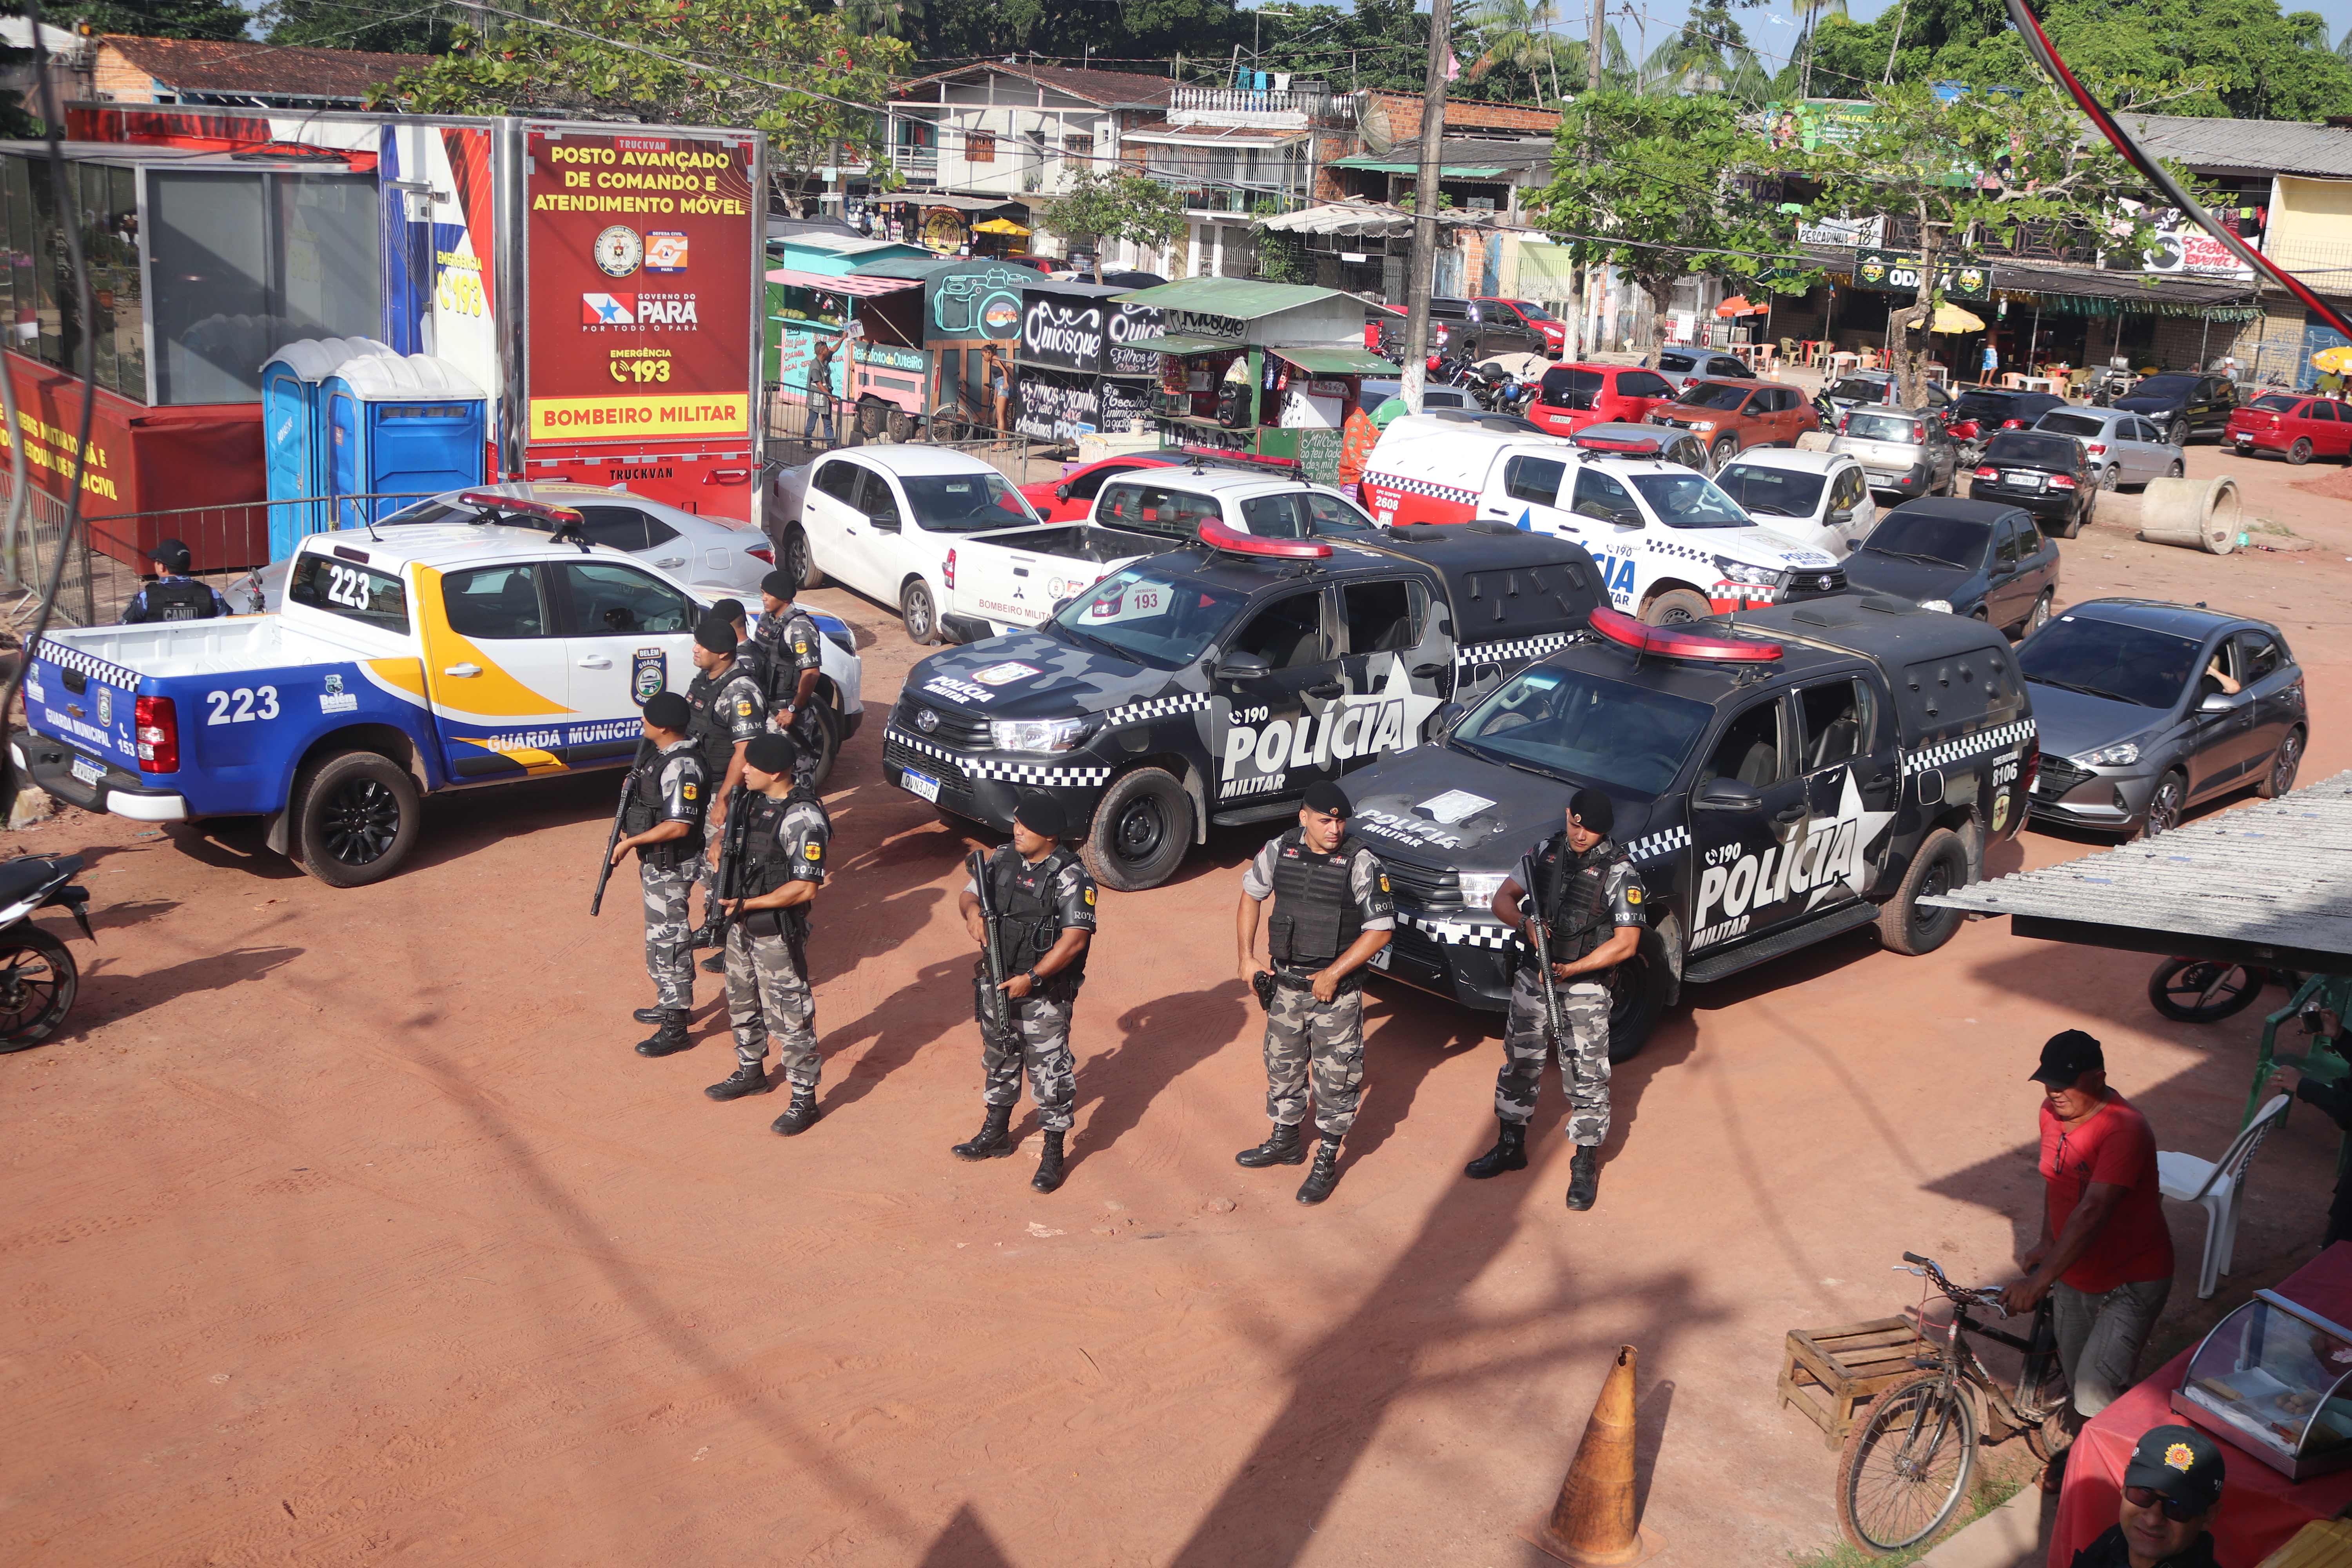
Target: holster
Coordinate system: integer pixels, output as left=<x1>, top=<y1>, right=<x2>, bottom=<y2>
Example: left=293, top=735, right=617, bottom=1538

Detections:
left=1252, top=971, right=1277, bottom=1010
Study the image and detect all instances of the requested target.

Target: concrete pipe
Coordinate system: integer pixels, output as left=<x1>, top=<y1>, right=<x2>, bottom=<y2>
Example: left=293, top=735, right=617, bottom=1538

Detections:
left=2137, top=475, right=2241, bottom=555
left=1795, top=430, right=1835, bottom=452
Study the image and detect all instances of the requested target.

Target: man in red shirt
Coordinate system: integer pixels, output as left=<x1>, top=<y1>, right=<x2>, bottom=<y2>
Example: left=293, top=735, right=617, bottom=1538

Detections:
left=2002, top=1030, right=2176, bottom=1436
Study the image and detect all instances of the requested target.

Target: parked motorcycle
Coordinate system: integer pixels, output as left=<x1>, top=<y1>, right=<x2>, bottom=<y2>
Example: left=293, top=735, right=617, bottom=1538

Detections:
left=0, top=853, right=92, bottom=1051
left=2146, top=955, right=2299, bottom=1024
left=1947, top=417, right=1985, bottom=468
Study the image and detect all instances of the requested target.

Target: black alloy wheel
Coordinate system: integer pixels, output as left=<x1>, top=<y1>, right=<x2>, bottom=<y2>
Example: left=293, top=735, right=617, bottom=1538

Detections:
left=2258, top=728, right=2304, bottom=799
left=2141, top=771, right=2187, bottom=838
left=0, top=928, right=76, bottom=1051
left=319, top=775, right=403, bottom=867
left=2167, top=417, right=2190, bottom=446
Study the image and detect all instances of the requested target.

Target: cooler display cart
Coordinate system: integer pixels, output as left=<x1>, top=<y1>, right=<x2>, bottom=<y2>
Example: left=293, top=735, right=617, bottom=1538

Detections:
left=2174, top=1290, right=2352, bottom=1480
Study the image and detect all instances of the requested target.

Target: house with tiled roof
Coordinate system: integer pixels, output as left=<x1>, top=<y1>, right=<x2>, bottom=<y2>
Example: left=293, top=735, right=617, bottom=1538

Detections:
left=85, top=34, right=423, bottom=110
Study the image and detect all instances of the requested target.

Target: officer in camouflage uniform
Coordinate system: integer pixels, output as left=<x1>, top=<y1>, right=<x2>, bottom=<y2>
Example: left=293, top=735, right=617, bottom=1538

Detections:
left=1234, top=780, right=1394, bottom=1207
left=1468, top=787, right=1646, bottom=1212
left=610, top=691, right=708, bottom=1057
left=684, top=617, right=768, bottom=974
left=952, top=793, right=1096, bottom=1194
left=703, top=732, right=833, bottom=1136
left=755, top=569, right=828, bottom=795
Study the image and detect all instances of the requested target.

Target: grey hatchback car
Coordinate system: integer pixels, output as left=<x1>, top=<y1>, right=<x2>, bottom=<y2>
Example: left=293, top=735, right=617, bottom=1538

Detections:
left=1829, top=404, right=1961, bottom=500
left=2030, top=407, right=2185, bottom=492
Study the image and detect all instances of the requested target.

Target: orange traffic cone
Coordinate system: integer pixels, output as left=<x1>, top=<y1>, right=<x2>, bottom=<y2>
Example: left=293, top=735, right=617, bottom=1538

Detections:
left=1525, top=1343, right=1661, bottom=1566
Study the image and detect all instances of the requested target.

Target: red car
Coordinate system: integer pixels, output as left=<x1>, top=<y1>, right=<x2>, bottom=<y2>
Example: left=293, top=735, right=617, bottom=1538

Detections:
left=2226, top=392, right=2352, bottom=465
left=1018, top=452, right=1280, bottom=522
left=1474, top=297, right=1568, bottom=356
left=1525, top=363, right=1679, bottom=437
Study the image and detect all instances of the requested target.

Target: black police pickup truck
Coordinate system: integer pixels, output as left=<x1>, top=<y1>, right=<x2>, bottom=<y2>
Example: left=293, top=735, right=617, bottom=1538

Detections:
left=887, top=519, right=1605, bottom=889
left=1340, top=596, right=2039, bottom=1059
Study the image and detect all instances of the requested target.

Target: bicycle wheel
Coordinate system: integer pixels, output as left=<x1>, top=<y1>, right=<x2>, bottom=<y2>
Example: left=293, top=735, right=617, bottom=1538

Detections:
left=1837, top=1371, right=1979, bottom=1555
left=2148, top=957, right=2267, bottom=1023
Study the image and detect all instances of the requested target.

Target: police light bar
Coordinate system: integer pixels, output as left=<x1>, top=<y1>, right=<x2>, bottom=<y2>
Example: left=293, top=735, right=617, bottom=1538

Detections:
left=1179, top=445, right=1300, bottom=471
left=459, top=490, right=584, bottom=524
left=1589, top=604, right=1780, bottom=662
left=1198, top=519, right=1331, bottom=559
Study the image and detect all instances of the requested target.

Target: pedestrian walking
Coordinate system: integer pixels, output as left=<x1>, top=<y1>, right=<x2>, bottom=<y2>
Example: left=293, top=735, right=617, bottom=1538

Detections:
left=1464, top=788, right=1644, bottom=1211
left=684, top=617, right=767, bottom=973
left=1233, top=780, right=1393, bottom=1207
left=1982, top=338, right=2000, bottom=384
left=753, top=568, right=828, bottom=794
left=2066, top=1424, right=2223, bottom=1567
left=704, top=733, right=831, bottom=1135
left=980, top=341, right=1011, bottom=437
left=803, top=335, right=840, bottom=446
left=951, top=793, right=1096, bottom=1194
left=122, top=537, right=229, bottom=622
left=612, top=691, right=708, bottom=1056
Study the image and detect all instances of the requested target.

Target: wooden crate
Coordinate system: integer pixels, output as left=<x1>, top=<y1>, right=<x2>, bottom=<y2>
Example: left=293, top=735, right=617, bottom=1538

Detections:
left=1779, top=1316, right=1929, bottom=1450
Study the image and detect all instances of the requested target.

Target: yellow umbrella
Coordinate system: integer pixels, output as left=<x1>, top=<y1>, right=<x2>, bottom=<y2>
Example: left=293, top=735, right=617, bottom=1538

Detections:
left=1929, top=302, right=1985, bottom=333
left=973, top=218, right=1031, bottom=235
left=2311, top=345, right=2352, bottom=372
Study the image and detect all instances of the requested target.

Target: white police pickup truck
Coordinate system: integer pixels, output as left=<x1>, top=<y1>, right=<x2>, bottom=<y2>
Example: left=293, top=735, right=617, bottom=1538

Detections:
left=16, top=496, right=862, bottom=886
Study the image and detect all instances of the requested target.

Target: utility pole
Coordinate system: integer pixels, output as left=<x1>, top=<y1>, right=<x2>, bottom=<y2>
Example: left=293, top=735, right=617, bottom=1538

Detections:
left=1400, top=0, right=1453, bottom=413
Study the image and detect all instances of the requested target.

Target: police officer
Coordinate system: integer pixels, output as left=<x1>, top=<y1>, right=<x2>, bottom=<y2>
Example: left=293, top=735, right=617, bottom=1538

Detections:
left=755, top=570, right=828, bottom=794
left=1234, top=780, right=1393, bottom=1207
left=709, top=597, right=766, bottom=699
left=952, top=793, right=1096, bottom=1194
left=685, top=617, right=767, bottom=972
left=610, top=691, right=708, bottom=1056
left=704, top=732, right=833, bottom=1136
left=121, top=538, right=229, bottom=622
left=1470, top=787, right=1645, bottom=1212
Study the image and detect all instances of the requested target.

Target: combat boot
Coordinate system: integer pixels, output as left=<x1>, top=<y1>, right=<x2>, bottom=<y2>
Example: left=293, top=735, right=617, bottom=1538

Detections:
left=1295, top=1138, right=1343, bottom=1205
left=633, top=1009, right=694, bottom=1057
left=1031, top=1130, right=1067, bottom=1193
left=952, top=1104, right=1015, bottom=1160
left=771, top=1087, right=822, bottom=1136
left=1463, top=1118, right=1529, bottom=1180
left=700, top=951, right=727, bottom=974
left=633, top=1005, right=669, bottom=1025
left=1566, top=1146, right=1601, bottom=1211
left=1234, top=1122, right=1306, bottom=1168
left=704, top=1061, right=771, bottom=1101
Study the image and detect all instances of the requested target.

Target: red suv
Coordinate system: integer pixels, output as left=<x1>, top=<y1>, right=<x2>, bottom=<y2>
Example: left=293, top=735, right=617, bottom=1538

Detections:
left=1473, top=297, right=1568, bottom=356
left=1527, top=363, right=1678, bottom=437
left=2226, top=391, right=2352, bottom=465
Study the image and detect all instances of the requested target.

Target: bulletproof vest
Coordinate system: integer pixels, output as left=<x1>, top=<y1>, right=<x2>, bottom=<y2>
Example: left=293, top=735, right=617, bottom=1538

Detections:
left=1267, top=828, right=1363, bottom=971
left=734, top=636, right=770, bottom=706
left=685, top=665, right=746, bottom=780
left=624, top=747, right=704, bottom=867
left=993, top=846, right=1086, bottom=981
left=1530, top=831, right=1624, bottom=964
left=145, top=577, right=218, bottom=622
left=733, top=792, right=814, bottom=939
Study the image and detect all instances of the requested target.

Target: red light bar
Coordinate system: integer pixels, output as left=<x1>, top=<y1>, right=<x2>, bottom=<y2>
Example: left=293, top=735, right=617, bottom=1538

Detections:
left=459, top=489, right=585, bottom=524
left=1589, top=604, right=1780, bottom=662
left=1198, top=518, right=1330, bottom=559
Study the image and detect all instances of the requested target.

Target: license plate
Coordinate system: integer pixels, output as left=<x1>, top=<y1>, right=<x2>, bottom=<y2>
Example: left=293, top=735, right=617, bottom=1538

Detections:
left=901, top=767, right=941, bottom=803
left=2005, top=471, right=2043, bottom=488
left=69, top=755, right=103, bottom=787
left=1369, top=944, right=1392, bottom=971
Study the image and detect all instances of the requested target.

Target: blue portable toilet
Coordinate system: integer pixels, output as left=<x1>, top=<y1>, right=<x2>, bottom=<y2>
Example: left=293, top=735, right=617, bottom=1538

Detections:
left=261, top=336, right=392, bottom=559
left=319, top=354, right=489, bottom=530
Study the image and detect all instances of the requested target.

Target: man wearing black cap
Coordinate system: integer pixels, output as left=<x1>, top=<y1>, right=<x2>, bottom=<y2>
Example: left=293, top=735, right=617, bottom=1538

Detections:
left=2069, top=1423, right=2223, bottom=1566
left=684, top=617, right=769, bottom=972
left=953, top=792, right=1097, bottom=1193
left=1234, top=780, right=1393, bottom=1206
left=2003, top=1029, right=2176, bottom=1437
left=753, top=570, right=827, bottom=793
left=121, top=538, right=229, bottom=623
left=1469, top=788, right=1646, bottom=1212
left=705, top=732, right=833, bottom=1135
left=611, top=691, right=709, bottom=1056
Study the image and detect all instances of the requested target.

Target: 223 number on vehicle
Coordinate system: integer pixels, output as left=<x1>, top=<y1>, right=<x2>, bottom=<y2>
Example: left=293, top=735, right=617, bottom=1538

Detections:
left=205, top=686, right=281, bottom=725
left=323, top=564, right=375, bottom=612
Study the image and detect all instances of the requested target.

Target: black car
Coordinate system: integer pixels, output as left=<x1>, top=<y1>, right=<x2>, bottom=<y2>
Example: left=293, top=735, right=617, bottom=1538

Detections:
left=1842, top=498, right=2060, bottom=637
left=1654, top=345, right=1755, bottom=392
left=1968, top=430, right=2097, bottom=537
left=2022, top=600, right=2305, bottom=837
left=1427, top=297, right=1547, bottom=359
left=2114, top=372, right=2237, bottom=446
left=1953, top=387, right=2069, bottom=435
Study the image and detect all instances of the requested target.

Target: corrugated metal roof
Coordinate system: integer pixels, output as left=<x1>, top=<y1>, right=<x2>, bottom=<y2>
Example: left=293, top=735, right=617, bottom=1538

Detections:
left=1258, top=199, right=1494, bottom=236
left=1110, top=278, right=1344, bottom=315
left=1327, top=157, right=1512, bottom=177
left=2119, top=113, right=2352, bottom=180
left=1926, top=771, right=2352, bottom=972
left=765, top=268, right=920, bottom=296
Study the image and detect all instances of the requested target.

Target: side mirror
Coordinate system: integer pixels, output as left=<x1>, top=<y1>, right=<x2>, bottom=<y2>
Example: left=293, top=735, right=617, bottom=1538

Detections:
left=1827, top=507, right=1854, bottom=525
left=1430, top=701, right=1467, bottom=739
left=1697, top=777, right=1763, bottom=813
left=1215, top=650, right=1272, bottom=682
left=1051, top=595, right=1075, bottom=617
left=1054, top=483, right=1071, bottom=501
left=2199, top=690, right=2243, bottom=714
left=1611, top=510, right=1643, bottom=528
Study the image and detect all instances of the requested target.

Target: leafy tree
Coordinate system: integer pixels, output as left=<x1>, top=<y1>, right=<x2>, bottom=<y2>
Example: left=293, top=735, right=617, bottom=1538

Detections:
left=1036, top=167, right=1187, bottom=281
left=68, top=0, right=250, bottom=41
left=1252, top=0, right=1484, bottom=96
left=905, top=0, right=1241, bottom=71
left=260, top=0, right=453, bottom=54
left=374, top=0, right=911, bottom=215
left=1530, top=90, right=1806, bottom=354
left=1640, top=0, right=1771, bottom=101
left=1465, top=0, right=1572, bottom=103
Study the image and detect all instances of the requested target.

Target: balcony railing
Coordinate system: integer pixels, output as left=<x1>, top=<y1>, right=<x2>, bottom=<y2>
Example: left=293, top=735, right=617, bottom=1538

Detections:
left=1145, top=178, right=1312, bottom=217
left=1167, top=85, right=1363, bottom=129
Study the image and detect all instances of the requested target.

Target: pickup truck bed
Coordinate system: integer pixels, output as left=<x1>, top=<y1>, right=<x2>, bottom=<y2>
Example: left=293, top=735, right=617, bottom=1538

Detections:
left=964, top=524, right=1171, bottom=563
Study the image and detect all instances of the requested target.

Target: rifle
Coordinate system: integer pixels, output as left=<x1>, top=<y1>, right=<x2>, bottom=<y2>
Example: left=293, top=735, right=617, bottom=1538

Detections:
left=1524, top=898, right=1569, bottom=1050
left=968, top=848, right=1016, bottom=1046
left=693, top=783, right=751, bottom=951
left=590, top=738, right=655, bottom=916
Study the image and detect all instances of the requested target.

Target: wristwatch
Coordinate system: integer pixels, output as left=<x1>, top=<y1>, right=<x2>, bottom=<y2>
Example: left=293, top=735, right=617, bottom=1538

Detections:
left=1024, top=967, right=1040, bottom=987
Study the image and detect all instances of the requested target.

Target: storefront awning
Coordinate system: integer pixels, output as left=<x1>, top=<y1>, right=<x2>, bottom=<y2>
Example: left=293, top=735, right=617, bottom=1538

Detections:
left=1112, top=277, right=1345, bottom=315
left=765, top=267, right=922, bottom=296
left=1273, top=345, right=1396, bottom=374
left=1119, top=334, right=1241, bottom=356
left=1325, top=156, right=1511, bottom=178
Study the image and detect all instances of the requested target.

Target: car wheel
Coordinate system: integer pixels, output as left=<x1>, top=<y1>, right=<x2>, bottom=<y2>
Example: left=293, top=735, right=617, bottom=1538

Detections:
left=2166, top=459, right=2184, bottom=479
left=806, top=700, right=844, bottom=795
left=2288, top=437, right=2314, bottom=466
left=1604, top=940, right=1671, bottom=1064
left=1876, top=826, right=1969, bottom=956
left=2098, top=463, right=2121, bottom=491
left=886, top=407, right=916, bottom=443
left=2057, top=495, right=2085, bottom=539
left=2140, top=770, right=2187, bottom=838
left=782, top=524, right=822, bottom=590
left=1708, top=436, right=1738, bottom=472
left=2027, top=590, right=2053, bottom=634
left=1643, top=587, right=1714, bottom=625
left=2167, top=417, right=2189, bottom=446
left=901, top=578, right=941, bottom=645
left=2256, top=727, right=2305, bottom=799
left=1081, top=766, right=1192, bottom=892
left=293, top=750, right=420, bottom=887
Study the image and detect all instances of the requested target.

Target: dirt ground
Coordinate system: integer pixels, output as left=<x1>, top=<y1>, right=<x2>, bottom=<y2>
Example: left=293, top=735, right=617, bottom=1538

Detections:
left=4, top=441, right=2350, bottom=1566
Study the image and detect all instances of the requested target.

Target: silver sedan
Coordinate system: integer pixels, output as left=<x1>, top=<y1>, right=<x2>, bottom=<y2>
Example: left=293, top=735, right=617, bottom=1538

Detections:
left=2030, top=407, right=2185, bottom=492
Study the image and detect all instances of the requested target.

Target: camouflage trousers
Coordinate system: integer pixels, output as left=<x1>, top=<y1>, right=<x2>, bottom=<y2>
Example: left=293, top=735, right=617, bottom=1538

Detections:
left=770, top=703, right=826, bottom=793
left=724, top=922, right=818, bottom=1084
left=980, top=967, right=1078, bottom=1132
left=1498, top=965, right=1612, bottom=1147
left=640, top=858, right=697, bottom=1011
left=1261, top=975, right=1366, bottom=1139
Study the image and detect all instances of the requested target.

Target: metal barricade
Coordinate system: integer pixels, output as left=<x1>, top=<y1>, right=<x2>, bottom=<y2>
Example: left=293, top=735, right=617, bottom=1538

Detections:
left=0, top=464, right=97, bottom=628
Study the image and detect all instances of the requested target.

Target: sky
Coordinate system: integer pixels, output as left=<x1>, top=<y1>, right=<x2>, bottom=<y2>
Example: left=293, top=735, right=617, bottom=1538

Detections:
left=1732, top=0, right=2352, bottom=73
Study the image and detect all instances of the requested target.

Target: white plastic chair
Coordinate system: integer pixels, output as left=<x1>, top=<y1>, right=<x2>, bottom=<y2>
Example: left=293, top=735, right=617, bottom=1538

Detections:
left=2159, top=1094, right=2291, bottom=1299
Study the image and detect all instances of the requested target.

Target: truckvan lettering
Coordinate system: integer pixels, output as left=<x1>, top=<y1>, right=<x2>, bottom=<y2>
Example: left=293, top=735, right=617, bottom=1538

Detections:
left=205, top=686, right=281, bottom=726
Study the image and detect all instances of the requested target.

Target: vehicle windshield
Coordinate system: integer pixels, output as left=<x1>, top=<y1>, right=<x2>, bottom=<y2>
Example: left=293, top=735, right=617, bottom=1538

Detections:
left=1050, top=567, right=1246, bottom=670
left=1452, top=665, right=1713, bottom=796
left=1627, top=471, right=1752, bottom=528
left=2133, top=375, right=2197, bottom=399
left=1844, top=412, right=1924, bottom=443
left=1676, top=381, right=1751, bottom=411
left=378, top=499, right=477, bottom=527
left=1514, top=300, right=1557, bottom=321
left=1715, top=461, right=1826, bottom=518
left=1860, top=512, right=1988, bottom=568
left=2035, top=412, right=2109, bottom=439
left=902, top=472, right=1041, bottom=533
left=2017, top=614, right=2202, bottom=708
left=1828, top=377, right=1891, bottom=402
left=1982, top=433, right=2079, bottom=468
left=1954, top=392, right=2024, bottom=421
left=2251, top=393, right=2300, bottom=412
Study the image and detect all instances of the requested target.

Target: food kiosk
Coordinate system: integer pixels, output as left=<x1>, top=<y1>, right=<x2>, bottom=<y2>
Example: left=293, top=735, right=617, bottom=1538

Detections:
left=1011, top=279, right=1163, bottom=444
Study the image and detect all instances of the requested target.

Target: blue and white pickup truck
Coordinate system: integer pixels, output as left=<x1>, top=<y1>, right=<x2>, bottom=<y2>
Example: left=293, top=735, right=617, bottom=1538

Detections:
left=15, top=508, right=863, bottom=886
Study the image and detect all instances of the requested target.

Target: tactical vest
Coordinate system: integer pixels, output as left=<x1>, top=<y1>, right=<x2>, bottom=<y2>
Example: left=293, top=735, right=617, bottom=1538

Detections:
left=622, top=747, right=704, bottom=868
left=1267, top=828, right=1364, bottom=972
left=733, top=791, right=815, bottom=940
left=734, top=636, right=771, bottom=708
left=685, top=666, right=749, bottom=781
left=993, top=845, right=1087, bottom=983
left=1528, top=831, right=1626, bottom=966
left=145, top=578, right=218, bottom=622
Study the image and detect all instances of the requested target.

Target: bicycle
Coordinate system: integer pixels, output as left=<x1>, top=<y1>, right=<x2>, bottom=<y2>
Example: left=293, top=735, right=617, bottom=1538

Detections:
left=1835, top=1251, right=2064, bottom=1556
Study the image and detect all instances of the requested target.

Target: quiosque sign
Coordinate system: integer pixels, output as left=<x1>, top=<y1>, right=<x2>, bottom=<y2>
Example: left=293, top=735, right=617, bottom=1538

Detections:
left=1021, top=295, right=1105, bottom=374
left=1853, top=249, right=1992, bottom=302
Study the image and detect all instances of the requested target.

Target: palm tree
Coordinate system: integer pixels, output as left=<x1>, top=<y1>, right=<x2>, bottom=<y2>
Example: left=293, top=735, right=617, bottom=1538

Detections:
left=1467, top=0, right=1570, bottom=103
left=2339, top=23, right=2352, bottom=65
left=1640, top=0, right=1769, bottom=101
left=1792, top=0, right=1847, bottom=97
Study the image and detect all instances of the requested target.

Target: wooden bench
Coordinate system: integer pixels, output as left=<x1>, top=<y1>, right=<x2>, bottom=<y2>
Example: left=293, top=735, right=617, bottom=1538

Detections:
left=1779, top=1316, right=1928, bottom=1450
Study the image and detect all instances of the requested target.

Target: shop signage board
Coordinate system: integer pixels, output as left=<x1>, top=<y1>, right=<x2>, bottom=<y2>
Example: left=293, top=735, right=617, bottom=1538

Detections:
left=1020, top=295, right=1106, bottom=373
left=1107, top=303, right=1164, bottom=377
left=1014, top=367, right=1099, bottom=441
left=1853, top=249, right=1993, bottom=301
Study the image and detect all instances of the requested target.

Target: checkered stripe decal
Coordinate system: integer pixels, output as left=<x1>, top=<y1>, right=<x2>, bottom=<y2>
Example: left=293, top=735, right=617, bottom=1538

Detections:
left=1647, top=538, right=1715, bottom=566
left=1624, top=824, right=1691, bottom=862
left=34, top=639, right=142, bottom=693
left=1901, top=720, right=2037, bottom=779
left=1367, top=471, right=1478, bottom=505
left=1399, top=910, right=1516, bottom=948
left=1455, top=632, right=1575, bottom=666
left=1100, top=691, right=1211, bottom=729
left=887, top=726, right=1112, bottom=788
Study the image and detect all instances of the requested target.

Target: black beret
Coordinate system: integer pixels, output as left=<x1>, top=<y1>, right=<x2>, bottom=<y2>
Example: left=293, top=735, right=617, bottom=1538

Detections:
left=1570, top=788, right=1614, bottom=836
left=694, top=619, right=737, bottom=653
left=744, top=733, right=798, bottom=775
left=1301, top=780, right=1352, bottom=818
left=1014, top=792, right=1069, bottom=837
left=709, top=597, right=746, bottom=624
left=760, top=569, right=799, bottom=601
left=642, top=691, right=692, bottom=731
